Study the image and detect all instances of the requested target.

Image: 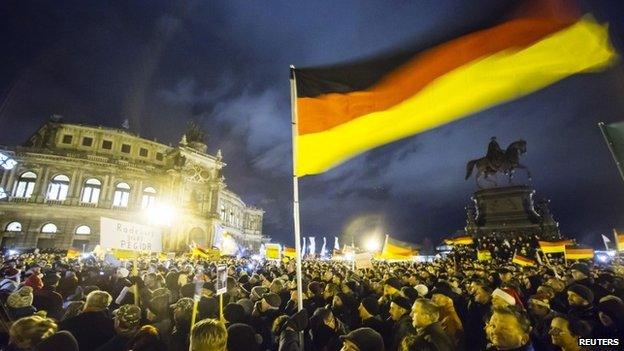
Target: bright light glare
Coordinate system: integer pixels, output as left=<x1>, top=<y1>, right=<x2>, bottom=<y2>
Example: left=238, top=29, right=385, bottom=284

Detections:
left=251, top=254, right=262, bottom=261
left=607, top=251, right=616, bottom=257
left=81, top=253, right=90, bottom=259
left=221, top=235, right=238, bottom=256
left=7, top=249, right=17, bottom=256
left=144, top=203, right=177, bottom=226
left=597, top=254, right=608, bottom=263
left=364, top=237, right=381, bottom=252
left=344, top=252, right=355, bottom=260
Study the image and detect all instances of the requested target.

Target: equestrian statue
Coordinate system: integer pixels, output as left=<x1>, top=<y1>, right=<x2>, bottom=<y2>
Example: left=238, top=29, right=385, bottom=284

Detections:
left=465, top=137, right=531, bottom=188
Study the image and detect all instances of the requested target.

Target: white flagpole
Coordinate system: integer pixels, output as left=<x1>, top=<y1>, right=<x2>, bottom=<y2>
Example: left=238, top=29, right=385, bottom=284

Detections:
left=290, top=65, right=304, bottom=313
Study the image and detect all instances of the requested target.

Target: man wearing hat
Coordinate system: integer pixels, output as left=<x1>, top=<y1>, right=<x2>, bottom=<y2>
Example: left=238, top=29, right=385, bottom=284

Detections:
left=354, top=297, right=380, bottom=335
left=378, top=277, right=403, bottom=320
left=570, top=262, right=609, bottom=302
left=251, top=292, right=282, bottom=350
left=340, top=327, right=385, bottom=351
left=60, top=290, right=115, bottom=351
left=33, top=272, right=63, bottom=320
left=567, top=283, right=600, bottom=334
left=387, top=295, right=414, bottom=351
left=410, top=298, right=454, bottom=351
left=95, top=304, right=141, bottom=351
left=527, top=293, right=556, bottom=351
left=169, top=297, right=194, bottom=351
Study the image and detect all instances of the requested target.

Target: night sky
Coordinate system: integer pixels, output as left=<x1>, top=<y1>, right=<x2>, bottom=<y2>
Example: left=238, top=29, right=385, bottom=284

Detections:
left=2, top=0, right=624, bottom=249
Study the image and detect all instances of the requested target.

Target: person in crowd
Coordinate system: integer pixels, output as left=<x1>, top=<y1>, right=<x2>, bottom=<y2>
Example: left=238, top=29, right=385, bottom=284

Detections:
left=168, top=297, right=194, bottom=351
left=409, top=298, right=453, bottom=351
left=60, top=290, right=115, bottom=350
left=189, top=318, right=228, bottom=351
left=465, top=281, right=492, bottom=351
left=0, top=267, right=21, bottom=298
left=386, top=296, right=414, bottom=351
left=339, top=327, right=385, bottom=351
left=227, top=323, right=262, bottom=351
left=273, top=308, right=308, bottom=351
left=6, top=286, right=37, bottom=320
left=125, top=325, right=167, bottom=351
left=485, top=307, right=534, bottom=351
left=596, top=295, right=624, bottom=339
left=32, top=273, right=63, bottom=320
left=358, top=297, right=385, bottom=336
left=566, top=284, right=600, bottom=334
left=431, top=289, right=464, bottom=349
left=9, top=315, right=78, bottom=351
left=549, top=315, right=593, bottom=351
left=527, top=293, right=558, bottom=351
left=251, top=292, right=283, bottom=350
left=95, top=304, right=142, bottom=351
left=310, top=307, right=348, bottom=351
left=570, top=263, right=609, bottom=302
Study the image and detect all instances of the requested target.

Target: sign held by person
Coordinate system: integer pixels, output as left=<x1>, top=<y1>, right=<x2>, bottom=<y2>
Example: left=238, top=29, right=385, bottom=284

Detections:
left=100, top=217, right=162, bottom=253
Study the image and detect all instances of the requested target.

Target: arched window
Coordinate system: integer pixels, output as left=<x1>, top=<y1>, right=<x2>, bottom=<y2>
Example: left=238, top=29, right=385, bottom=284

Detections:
left=81, top=178, right=101, bottom=204
left=5, top=221, right=21, bottom=232
left=13, top=172, right=37, bottom=198
left=41, top=223, right=57, bottom=234
left=47, top=174, right=70, bottom=201
left=113, top=182, right=131, bottom=207
left=141, top=187, right=157, bottom=209
left=75, top=225, right=91, bottom=235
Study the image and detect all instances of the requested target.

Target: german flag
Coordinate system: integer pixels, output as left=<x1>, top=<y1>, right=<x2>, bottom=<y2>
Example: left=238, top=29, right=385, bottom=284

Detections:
left=283, top=246, right=297, bottom=259
left=613, top=229, right=624, bottom=251
left=444, top=236, right=474, bottom=246
left=513, top=253, right=537, bottom=267
left=381, top=235, right=418, bottom=259
left=538, top=240, right=573, bottom=253
left=66, top=248, right=80, bottom=259
left=292, top=0, right=617, bottom=176
left=564, top=246, right=594, bottom=260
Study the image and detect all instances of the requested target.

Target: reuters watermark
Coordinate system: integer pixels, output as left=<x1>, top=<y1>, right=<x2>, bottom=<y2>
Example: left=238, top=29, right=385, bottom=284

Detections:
left=578, top=338, right=620, bottom=347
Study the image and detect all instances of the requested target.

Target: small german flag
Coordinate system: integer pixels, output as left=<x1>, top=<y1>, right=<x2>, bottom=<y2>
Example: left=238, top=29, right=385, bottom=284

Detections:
left=292, top=0, right=617, bottom=176
left=564, top=246, right=594, bottom=260
left=613, top=229, right=624, bottom=251
left=513, top=253, right=536, bottom=267
left=538, top=240, right=573, bottom=253
left=445, top=236, right=474, bottom=246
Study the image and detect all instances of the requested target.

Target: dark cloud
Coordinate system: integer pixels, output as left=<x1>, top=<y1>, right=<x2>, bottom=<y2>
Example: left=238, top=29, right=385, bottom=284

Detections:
left=1, top=0, right=624, bottom=249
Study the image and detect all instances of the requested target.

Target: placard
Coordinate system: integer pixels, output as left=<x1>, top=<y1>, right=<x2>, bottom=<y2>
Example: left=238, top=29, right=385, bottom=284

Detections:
left=216, top=264, right=227, bottom=295
left=355, top=252, right=373, bottom=270
left=265, top=243, right=281, bottom=259
left=100, top=217, right=162, bottom=252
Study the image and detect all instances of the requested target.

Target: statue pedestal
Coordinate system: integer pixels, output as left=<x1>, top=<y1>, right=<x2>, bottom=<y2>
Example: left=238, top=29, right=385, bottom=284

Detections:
left=466, top=185, right=560, bottom=240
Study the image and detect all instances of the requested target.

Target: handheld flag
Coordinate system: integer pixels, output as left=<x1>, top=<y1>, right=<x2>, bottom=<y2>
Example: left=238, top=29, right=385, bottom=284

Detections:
left=513, top=253, right=536, bottom=267
left=283, top=246, right=297, bottom=259
left=613, top=229, right=624, bottom=251
left=564, top=246, right=594, bottom=260
left=66, top=248, right=80, bottom=259
left=601, top=234, right=612, bottom=251
left=380, top=235, right=418, bottom=259
left=292, top=1, right=617, bottom=176
left=538, top=240, right=573, bottom=253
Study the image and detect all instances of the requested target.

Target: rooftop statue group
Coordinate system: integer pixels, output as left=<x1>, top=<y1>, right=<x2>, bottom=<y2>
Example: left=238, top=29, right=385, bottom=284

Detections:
left=466, top=137, right=532, bottom=188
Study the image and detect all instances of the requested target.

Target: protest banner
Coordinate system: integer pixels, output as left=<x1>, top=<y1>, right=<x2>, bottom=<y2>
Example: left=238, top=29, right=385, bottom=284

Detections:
left=100, top=217, right=162, bottom=252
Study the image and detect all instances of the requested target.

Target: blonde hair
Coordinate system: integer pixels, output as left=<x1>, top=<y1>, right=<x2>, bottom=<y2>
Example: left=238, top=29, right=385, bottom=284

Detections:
left=9, top=315, right=58, bottom=349
left=85, top=290, right=112, bottom=310
left=190, top=318, right=227, bottom=351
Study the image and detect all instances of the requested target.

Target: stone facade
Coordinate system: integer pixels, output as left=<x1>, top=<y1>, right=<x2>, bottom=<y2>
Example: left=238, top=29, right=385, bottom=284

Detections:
left=0, top=121, right=266, bottom=252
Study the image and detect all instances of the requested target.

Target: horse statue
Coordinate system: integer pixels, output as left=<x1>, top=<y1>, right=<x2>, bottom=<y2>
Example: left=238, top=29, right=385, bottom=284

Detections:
left=465, top=138, right=531, bottom=188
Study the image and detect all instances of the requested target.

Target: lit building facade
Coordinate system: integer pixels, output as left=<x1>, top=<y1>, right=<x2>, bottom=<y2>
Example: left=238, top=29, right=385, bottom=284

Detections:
left=0, top=120, right=266, bottom=252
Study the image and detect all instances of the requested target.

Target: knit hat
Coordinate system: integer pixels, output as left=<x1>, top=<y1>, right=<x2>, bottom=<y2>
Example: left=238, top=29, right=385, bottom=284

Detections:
left=391, top=295, right=412, bottom=311
left=227, top=323, right=261, bottom=351
left=114, top=304, right=141, bottom=328
left=262, top=293, right=281, bottom=309
left=492, top=288, right=516, bottom=306
left=361, top=297, right=379, bottom=316
left=385, top=277, right=402, bottom=291
left=415, top=284, right=429, bottom=297
left=340, top=327, right=385, bottom=351
left=286, top=308, right=309, bottom=332
left=431, top=281, right=455, bottom=298
left=8, top=286, right=33, bottom=308
left=251, top=286, right=269, bottom=301
left=568, top=284, right=594, bottom=304
left=570, top=263, right=590, bottom=277
left=224, top=303, right=246, bottom=324
left=171, top=297, right=195, bottom=313
left=401, top=286, right=419, bottom=302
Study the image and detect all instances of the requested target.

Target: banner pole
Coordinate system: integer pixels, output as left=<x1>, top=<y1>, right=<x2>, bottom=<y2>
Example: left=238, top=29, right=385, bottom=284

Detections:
left=599, top=122, right=624, bottom=183
left=290, top=65, right=304, bottom=314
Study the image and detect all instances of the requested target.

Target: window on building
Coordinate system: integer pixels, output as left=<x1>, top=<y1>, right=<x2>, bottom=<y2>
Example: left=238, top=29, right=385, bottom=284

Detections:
left=5, top=221, right=21, bottom=232
left=41, top=223, right=57, bottom=234
left=141, top=187, right=157, bottom=209
left=156, top=152, right=164, bottom=161
left=81, top=178, right=101, bottom=204
left=75, top=225, right=91, bottom=235
left=47, top=174, right=70, bottom=201
left=102, top=140, right=113, bottom=150
left=139, top=148, right=148, bottom=157
left=121, top=144, right=131, bottom=153
left=220, top=205, right=226, bottom=220
left=62, top=135, right=73, bottom=144
left=13, top=171, right=37, bottom=198
left=82, top=137, right=93, bottom=147
left=113, top=182, right=131, bottom=207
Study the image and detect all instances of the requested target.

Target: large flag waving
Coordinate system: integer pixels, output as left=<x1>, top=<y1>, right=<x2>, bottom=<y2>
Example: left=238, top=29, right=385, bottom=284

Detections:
left=379, top=235, right=419, bottom=260
left=292, top=0, right=617, bottom=176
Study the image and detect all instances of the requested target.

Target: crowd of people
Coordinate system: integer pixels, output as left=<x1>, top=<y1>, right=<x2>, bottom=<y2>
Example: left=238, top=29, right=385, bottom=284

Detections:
left=0, top=245, right=622, bottom=351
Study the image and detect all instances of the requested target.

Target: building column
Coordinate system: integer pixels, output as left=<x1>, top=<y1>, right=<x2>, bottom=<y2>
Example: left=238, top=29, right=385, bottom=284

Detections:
left=4, top=168, right=17, bottom=195
left=69, top=169, right=80, bottom=205
left=37, top=167, right=50, bottom=202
